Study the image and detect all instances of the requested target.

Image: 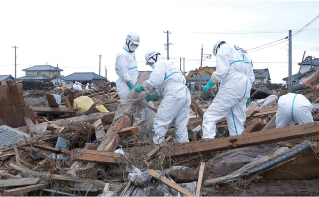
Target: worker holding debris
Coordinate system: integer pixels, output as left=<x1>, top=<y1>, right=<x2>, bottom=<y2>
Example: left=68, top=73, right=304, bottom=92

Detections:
left=115, top=32, right=140, bottom=102
left=135, top=50, right=191, bottom=144
left=202, top=41, right=255, bottom=139
left=276, top=93, right=313, bottom=128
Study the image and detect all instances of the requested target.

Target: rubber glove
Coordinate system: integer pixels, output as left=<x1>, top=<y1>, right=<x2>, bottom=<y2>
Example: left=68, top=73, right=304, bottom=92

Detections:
left=145, top=93, right=157, bottom=102
left=128, top=83, right=134, bottom=90
left=203, top=80, right=215, bottom=93
left=135, top=85, right=144, bottom=93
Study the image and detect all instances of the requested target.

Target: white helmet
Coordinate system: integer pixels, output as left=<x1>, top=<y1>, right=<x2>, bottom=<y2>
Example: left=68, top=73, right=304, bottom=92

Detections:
left=145, top=49, right=161, bottom=65
left=126, top=32, right=140, bottom=52
left=213, top=41, right=226, bottom=56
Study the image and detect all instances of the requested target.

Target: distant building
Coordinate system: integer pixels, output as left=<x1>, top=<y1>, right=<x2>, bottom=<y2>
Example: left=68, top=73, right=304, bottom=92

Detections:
left=64, top=72, right=108, bottom=88
left=22, top=65, right=63, bottom=78
left=0, top=75, right=15, bottom=84
left=282, top=57, right=319, bottom=86
left=50, top=76, right=68, bottom=86
left=253, top=68, right=271, bottom=84
left=17, top=75, right=51, bottom=83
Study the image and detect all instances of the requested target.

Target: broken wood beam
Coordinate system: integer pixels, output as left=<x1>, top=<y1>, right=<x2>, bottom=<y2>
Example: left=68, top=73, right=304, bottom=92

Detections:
left=33, top=144, right=60, bottom=154
left=93, top=119, right=105, bottom=139
left=191, top=97, right=204, bottom=118
left=148, top=170, right=194, bottom=197
left=0, top=152, right=15, bottom=160
left=84, top=103, right=99, bottom=115
left=196, top=162, right=206, bottom=197
left=118, top=126, right=139, bottom=138
left=31, top=107, right=75, bottom=113
left=2, top=184, right=48, bottom=196
left=164, top=121, right=319, bottom=158
left=0, top=178, right=39, bottom=187
left=70, top=148, right=124, bottom=164
left=46, top=94, right=59, bottom=107
left=242, top=118, right=267, bottom=134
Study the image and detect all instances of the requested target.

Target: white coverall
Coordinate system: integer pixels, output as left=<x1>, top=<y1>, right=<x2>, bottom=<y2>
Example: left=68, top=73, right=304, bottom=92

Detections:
left=202, top=44, right=255, bottom=139
left=115, top=45, right=138, bottom=102
left=276, top=93, right=313, bottom=128
left=141, top=58, right=191, bottom=144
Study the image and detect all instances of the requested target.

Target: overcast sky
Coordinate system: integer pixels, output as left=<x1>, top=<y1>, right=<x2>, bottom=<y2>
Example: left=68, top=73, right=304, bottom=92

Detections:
left=0, top=0, right=318, bottom=83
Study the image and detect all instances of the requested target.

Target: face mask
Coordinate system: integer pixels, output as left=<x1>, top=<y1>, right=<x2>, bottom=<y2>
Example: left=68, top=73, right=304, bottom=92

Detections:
left=129, top=43, right=138, bottom=52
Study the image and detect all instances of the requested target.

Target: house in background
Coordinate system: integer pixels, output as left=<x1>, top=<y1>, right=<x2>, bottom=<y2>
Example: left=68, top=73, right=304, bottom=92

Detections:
left=17, top=75, right=51, bottom=83
left=282, top=57, right=319, bottom=87
left=50, top=76, right=68, bottom=86
left=64, top=72, right=108, bottom=88
left=253, top=68, right=271, bottom=84
left=0, top=75, right=15, bottom=84
left=22, top=65, right=63, bottom=78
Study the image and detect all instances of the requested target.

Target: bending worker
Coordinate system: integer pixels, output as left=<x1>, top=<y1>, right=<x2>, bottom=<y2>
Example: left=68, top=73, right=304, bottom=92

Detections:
left=135, top=50, right=191, bottom=144
left=276, top=93, right=313, bottom=128
left=115, top=32, right=140, bottom=102
left=202, top=41, right=255, bottom=139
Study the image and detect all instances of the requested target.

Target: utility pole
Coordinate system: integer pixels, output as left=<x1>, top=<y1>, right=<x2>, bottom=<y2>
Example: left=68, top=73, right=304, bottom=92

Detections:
left=163, top=30, right=172, bottom=60
left=105, top=66, right=107, bottom=80
left=200, top=44, right=203, bottom=68
left=11, top=46, right=18, bottom=79
left=99, top=55, right=102, bottom=76
left=288, top=30, right=292, bottom=88
left=183, top=58, right=185, bottom=73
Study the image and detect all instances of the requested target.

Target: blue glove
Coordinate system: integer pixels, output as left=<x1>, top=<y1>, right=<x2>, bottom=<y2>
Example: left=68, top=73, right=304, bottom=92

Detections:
left=145, top=93, right=157, bottom=102
left=203, top=80, right=215, bottom=93
left=128, top=83, right=134, bottom=90
left=135, top=85, right=144, bottom=93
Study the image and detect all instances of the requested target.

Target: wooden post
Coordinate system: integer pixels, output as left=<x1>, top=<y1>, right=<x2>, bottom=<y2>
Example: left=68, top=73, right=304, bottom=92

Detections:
left=196, top=162, right=205, bottom=197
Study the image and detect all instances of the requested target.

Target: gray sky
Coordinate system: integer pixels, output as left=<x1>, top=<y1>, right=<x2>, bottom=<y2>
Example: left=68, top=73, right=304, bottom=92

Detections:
left=0, top=0, right=318, bottom=83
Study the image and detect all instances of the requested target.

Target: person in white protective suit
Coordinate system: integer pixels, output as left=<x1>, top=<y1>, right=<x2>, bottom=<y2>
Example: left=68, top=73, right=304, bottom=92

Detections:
left=85, top=83, right=90, bottom=90
left=202, top=41, right=255, bottom=139
left=135, top=50, right=191, bottom=144
left=276, top=93, right=313, bottom=128
left=115, top=32, right=140, bottom=102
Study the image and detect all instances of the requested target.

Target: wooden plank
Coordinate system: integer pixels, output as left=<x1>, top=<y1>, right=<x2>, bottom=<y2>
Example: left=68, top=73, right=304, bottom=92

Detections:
left=191, top=97, right=204, bottom=118
left=165, top=121, right=319, bottom=158
left=14, top=147, right=21, bottom=165
left=246, top=103, right=257, bottom=116
left=70, top=148, right=124, bottom=164
left=84, top=103, right=99, bottom=115
left=148, top=170, right=194, bottom=197
left=145, top=136, right=172, bottom=161
left=118, top=126, right=139, bottom=137
left=3, top=183, right=48, bottom=196
left=46, top=94, right=59, bottom=107
left=0, top=178, right=39, bottom=187
left=196, top=162, right=205, bottom=197
left=103, top=183, right=110, bottom=191
left=63, top=95, right=72, bottom=107
left=33, top=144, right=60, bottom=153
left=68, top=90, right=75, bottom=107
left=97, top=115, right=131, bottom=152
left=0, top=152, right=15, bottom=160
left=31, top=107, right=75, bottom=113
left=242, top=118, right=267, bottom=134
left=93, top=119, right=105, bottom=139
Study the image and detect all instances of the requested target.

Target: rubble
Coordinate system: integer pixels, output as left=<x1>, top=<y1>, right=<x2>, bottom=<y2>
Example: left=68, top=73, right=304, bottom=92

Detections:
left=1, top=74, right=319, bottom=196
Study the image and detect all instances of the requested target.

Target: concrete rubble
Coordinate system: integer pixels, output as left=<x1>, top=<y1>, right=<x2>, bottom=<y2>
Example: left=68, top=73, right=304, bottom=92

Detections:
left=1, top=75, right=319, bottom=196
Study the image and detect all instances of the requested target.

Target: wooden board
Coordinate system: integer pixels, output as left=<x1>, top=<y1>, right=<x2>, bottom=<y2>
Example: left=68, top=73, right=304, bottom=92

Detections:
left=31, top=107, right=75, bottom=113
left=33, top=144, right=60, bottom=153
left=191, top=97, right=204, bottom=118
left=46, top=94, right=59, bottom=107
left=163, top=121, right=319, bottom=158
left=0, top=178, right=39, bottom=187
left=118, top=126, right=139, bottom=137
left=70, top=148, right=124, bottom=164
left=242, top=118, right=267, bottom=134
left=196, top=162, right=205, bottom=197
left=148, top=170, right=194, bottom=196
left=2, top=184, right=48, bottom=196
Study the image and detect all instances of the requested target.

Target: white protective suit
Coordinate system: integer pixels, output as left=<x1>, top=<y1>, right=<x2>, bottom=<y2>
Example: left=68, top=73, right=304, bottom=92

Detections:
left=85, top=83, right=90, bottom=90
left=115, top=45, right=138, bottom=102
left=141, top=58, right=191, bottom=144
left=276, top=93, right=313, bottom=128
left=202, top=44, right=255, bottom=139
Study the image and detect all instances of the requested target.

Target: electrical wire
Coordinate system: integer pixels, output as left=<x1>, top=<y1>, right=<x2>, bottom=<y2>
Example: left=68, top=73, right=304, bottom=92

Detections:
left=85, top=184, right=94, bottom=197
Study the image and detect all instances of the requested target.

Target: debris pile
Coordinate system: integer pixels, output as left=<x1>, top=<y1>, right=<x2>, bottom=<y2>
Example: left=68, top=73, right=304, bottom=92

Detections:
left=1, top=72, right=319, bottom=196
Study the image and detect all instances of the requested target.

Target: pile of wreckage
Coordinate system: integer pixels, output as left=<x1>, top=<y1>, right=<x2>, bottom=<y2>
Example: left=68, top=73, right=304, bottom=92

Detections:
left=1, top=72, right=319, bottom=196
